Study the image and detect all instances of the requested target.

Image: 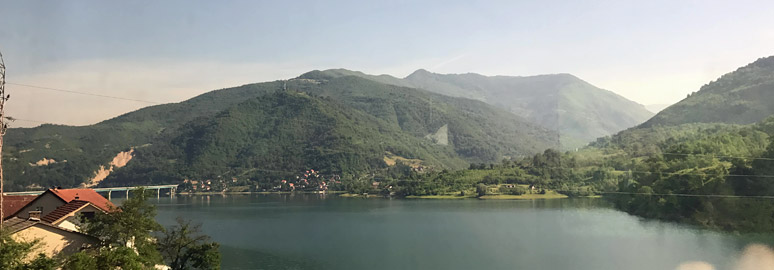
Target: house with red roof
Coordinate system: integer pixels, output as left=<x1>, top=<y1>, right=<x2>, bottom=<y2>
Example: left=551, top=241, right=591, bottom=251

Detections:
left=1, top=188, right=112, bottom=259
left=10, top=188, right=115, bottom=230
left=1, top=194, right=37, bottom=220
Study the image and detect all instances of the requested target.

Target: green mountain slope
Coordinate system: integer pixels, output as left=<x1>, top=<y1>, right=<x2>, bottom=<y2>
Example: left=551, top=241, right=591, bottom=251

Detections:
left=304, top=68, right=653, bottom=148
left=293, top=73, right=558, bottom=161
left=103, top=91, right=468, bottom=186
left=2, top=73, right=558, bottom=190
left=2, top=82, right=283, bottom=190
left=403, top=70, right=653, bottom=148
left=642, top=56, right=774, bottom=127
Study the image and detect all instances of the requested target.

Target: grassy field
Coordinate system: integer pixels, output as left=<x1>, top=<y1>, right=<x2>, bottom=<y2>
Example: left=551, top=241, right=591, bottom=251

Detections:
left=481, top=186, right=568, bottom=200
left=338, top=193, right=384, bottom=198
left=479, top=192, right=568, bottom=200
left=383, top=151, right=424, bottom=168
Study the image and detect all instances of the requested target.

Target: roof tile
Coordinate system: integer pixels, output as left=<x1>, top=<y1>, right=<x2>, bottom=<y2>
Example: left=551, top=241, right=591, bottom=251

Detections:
left=2, top=195, right=37, bottom=219
left=49, top=189, right=115, bottom=212
left=41, top=200, right=91, bottom=224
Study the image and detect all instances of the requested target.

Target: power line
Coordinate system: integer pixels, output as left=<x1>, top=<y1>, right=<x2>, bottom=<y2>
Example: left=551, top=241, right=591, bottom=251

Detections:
left=5, top=82, right=774, bottom=182
left=584, top=190, right=774, bottom=199
left=661, top=152, right=774, bottom=161
left=11, top=118, right=48, bottom=124
left=535, top=166, right=774, bottom=179
left=6, top=82, right=161, bottom=104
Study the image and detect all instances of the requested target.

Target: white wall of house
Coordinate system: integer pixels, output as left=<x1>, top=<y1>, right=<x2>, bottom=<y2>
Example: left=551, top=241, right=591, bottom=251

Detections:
left=54, top=204, right=101, bottom=230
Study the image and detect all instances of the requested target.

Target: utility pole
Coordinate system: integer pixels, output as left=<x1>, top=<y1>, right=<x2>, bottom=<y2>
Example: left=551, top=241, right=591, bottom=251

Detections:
left=0, top=50, right=9, bottom=230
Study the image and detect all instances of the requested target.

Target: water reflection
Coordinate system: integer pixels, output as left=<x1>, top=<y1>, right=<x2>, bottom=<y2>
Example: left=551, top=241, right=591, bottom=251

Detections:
left=146, top=194, right=774, bottom=270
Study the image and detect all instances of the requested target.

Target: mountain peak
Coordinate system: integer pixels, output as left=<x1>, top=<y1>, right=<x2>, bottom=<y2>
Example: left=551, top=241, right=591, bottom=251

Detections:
left=406, top=68, right=434, bottom=78
left=298, top=69, right=364, bottom=80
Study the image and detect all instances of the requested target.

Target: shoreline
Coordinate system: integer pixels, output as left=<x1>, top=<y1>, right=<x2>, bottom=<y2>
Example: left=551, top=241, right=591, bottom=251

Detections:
left=174, top=191, right=589, bottom=200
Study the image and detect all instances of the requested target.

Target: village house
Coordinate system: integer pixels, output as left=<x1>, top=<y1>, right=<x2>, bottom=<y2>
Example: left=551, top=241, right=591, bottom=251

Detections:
left=3, top=216, right=98, bottom=259
left=11, top=188, right=115, bottom=225
left=1, top=194, right=37, bottom=220
left=1, top=188, right=113, bottom=259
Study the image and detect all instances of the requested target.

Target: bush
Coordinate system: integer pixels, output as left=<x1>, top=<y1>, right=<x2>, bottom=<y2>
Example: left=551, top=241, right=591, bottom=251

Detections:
left=499, top=186, right=527, bottom=195
left=476, top=184, right=488, bottom=197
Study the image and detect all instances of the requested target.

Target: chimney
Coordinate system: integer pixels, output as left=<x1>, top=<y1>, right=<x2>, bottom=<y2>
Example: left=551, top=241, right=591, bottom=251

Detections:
left=28, top=211, right=41, bottom=221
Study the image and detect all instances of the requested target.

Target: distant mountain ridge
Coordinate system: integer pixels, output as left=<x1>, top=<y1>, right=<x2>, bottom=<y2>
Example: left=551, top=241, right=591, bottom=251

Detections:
left=645, top=104, right=672, bottom=113
left=306, top=68, right=654, bottom=148
left=2, top=73, right=558, bottom=190
left=641, top=56, right=774, bottom=128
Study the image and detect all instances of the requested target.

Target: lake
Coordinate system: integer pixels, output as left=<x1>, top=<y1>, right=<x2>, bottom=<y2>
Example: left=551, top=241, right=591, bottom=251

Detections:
left=146, top=194, right=772, bottom=270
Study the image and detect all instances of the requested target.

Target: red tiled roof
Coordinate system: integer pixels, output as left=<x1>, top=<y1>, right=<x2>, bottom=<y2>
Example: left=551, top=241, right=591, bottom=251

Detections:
left=41, top=200, right=91, bottom=224
left=2, top=195, right=37, bottom=219
left=49, top=189, right=115, bottom=212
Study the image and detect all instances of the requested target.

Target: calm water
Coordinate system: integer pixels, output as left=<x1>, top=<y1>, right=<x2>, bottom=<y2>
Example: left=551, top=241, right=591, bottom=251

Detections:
left=143, top=195, right=772, bottom=270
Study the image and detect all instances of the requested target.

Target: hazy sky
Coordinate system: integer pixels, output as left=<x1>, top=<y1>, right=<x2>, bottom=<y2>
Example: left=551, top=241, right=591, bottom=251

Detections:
left=1, top=0, right=773, bottom=127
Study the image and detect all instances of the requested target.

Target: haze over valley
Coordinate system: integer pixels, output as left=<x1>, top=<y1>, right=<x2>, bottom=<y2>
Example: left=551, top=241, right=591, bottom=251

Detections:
left=3, top=1, right=774, bottom=270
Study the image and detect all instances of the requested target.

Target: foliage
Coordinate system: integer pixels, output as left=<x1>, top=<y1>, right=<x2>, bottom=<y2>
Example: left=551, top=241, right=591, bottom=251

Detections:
left=643, top=56, right=774, bottom=128
left=3, top=74, right=559, bottom=191
left=475, top=184, right=488, bottom=197
left=499, top=185, right=527, bottom=195
left=81, top=188, right=164, bottom=268
left=158, top=218, right=221, bottom=270
left=74, top=188, right=221, bottom=269
left=376, top=114, right=774, bottom=233
left=62, top=247, right=149, bottom=270
left=0, top=231, right=57, bottom=270
left=399, top=69, right=653, bottom=147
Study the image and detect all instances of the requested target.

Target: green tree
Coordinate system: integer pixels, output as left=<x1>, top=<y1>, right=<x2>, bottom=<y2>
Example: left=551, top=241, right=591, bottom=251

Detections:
left=63, top=248, right=147, bottom=270
left=62, top=251, right=97, bottom=270
left=0, top=231, right=57, bottom=270
left=158, top=218, right=221, bottom=270
left=81, top=188, right=164, bottom=268
left=476, top=184, right=488, bottom=197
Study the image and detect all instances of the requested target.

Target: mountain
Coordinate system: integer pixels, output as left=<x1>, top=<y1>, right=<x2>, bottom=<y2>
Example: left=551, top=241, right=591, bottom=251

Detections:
left=306, top=68, right=653, bottom=148
left=105, top=91, right=469, bottom=186
left=645, top=104, right=672, bottom=113
left=642, top=56, right=774, bottom=128
left=403, top=70, right=653, bottom=148
left=2, top=74, right=558, bottom=190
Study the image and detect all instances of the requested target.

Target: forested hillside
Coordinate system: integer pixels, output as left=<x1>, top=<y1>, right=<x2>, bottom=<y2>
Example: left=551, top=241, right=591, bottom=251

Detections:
left=304, top=68, right=653, bottom=148
left=375, top=56, right=774, bottom=233
left=103, top=91, right=468, bottom=186
left=642, top=56, right=774, bottom=127
left=2, top=74, right=557, bottom=191
left=403, top=70, right=653, bottom=147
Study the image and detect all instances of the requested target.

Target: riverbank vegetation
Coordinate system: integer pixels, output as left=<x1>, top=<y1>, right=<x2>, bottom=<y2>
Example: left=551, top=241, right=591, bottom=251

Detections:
left=329, top=117, right=774, bottom=233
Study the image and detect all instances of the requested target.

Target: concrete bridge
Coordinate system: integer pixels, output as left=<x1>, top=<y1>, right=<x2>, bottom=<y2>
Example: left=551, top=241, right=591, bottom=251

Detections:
left=3, top=184, right=178, bottom=200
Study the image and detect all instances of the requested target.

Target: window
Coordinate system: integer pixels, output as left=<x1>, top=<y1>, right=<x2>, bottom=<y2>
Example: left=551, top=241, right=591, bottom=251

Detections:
left=81, top=211, right=95, bottom=220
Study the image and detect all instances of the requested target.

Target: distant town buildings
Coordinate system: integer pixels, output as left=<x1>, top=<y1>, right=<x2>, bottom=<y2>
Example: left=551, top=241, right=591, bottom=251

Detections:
left=177, top=169, right=343, bottom=193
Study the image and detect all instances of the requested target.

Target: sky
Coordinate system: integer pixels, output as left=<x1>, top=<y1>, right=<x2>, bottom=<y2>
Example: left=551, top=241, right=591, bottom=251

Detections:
left=1, top=0, right=773, bottom=127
